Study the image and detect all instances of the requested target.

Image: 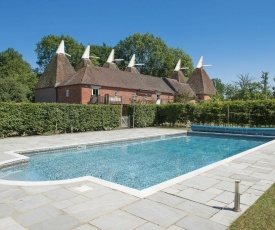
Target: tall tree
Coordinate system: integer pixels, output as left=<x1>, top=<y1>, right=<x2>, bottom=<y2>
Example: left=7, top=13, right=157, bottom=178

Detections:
left=0, top=48, right=37, bottom=102
left=224, top=83, right=238, bottom=100
left=260, top=71, right=271, bottom=98
left=228, top=73, right=268, bottom=100
left=0, top=77, right=27, bottom=102
left=90, top=43, right=113, bottom=66
left=164, top=48, right=193, bottom=78
left=233, top=73, right=255, bottom=100
left=212, top=78, right=225, bottom=96
left=115, top=33, right=193, bottom=77
left=234, top=73, right=254, bottom=90
left=35, top=35, right=85, bottom=72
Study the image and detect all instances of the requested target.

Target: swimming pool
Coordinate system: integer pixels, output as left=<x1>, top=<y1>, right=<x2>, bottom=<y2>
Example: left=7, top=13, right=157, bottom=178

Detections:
left=0, top=133, right=271, bottom=190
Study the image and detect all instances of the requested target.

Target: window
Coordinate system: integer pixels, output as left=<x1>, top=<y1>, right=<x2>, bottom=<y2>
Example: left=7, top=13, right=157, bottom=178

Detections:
left=114, top=91, right=118, bottom=97
left=168, top=96, right=170, bottom=102
left=92, top=88, right=99, bottom=96
left=157, top=94, right=161, bottom=100
left=66, top=89, right=69, bottom=97
left=132, top=93, right=137, bottom=101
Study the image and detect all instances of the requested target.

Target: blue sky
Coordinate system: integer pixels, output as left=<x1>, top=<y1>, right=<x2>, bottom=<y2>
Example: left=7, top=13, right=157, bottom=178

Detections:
left=0, top=0, right=274, bottom=84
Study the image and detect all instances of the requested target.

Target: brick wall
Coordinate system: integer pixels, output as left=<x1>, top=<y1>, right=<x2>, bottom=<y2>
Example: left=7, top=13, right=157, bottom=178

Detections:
left=82, top=86, right=93, bottom=104
left=35, top=87, right=57, bottom=102
left=57, top=85, right=174, bottom=105
left=94, top=87, right=174, bottom=105
left=57, top=85, right=82, bottom=103
left=197, top=94, right=211, bottom=100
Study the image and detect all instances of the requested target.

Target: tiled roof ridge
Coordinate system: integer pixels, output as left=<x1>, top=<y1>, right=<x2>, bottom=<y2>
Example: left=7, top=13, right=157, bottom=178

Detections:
left=81, top=66, right=88, bottom=83
left=59, top=65, right=174, bottom=94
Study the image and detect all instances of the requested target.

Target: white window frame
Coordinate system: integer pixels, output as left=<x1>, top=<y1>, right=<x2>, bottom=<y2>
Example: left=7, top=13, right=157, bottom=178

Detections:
left=157, top=93, right=161, bottom=100
left=92, top=86, right=100, bottom=96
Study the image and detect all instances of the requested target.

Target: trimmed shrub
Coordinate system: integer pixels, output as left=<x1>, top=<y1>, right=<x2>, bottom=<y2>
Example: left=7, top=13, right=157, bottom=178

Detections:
left=0, top=103, right=121, bottom=137
left=120, top=100, right=274, bottom=128
left=1, top=99, right=275, bottom=138
left=128, top=104, right=157, bottom=127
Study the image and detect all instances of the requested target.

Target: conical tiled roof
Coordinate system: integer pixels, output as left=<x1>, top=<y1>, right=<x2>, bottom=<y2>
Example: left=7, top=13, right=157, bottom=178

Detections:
left=103, top=62, right=119, bottom=69
left=124, top=66, right=140, bottom=74
left=169, top=70, right=188, bottom=83
left=187, top=68, right=216, bottom=95
left=75, top=59, right=94, bottom=71
left=104, top=49, right=121, bottom=70
left=36, top=54, right=76, bottom=89
left=75, top=45, right=95, bottom=71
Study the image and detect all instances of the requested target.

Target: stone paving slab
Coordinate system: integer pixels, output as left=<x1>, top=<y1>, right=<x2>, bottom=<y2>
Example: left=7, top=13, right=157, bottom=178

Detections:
left=212, top=181, right=249, bottom=193
left=0, top=204, right=15, bottom=219
left=20, top=185, right=60, bottom=195
left=162, top=187, right=181, bottom=195
left=147, top=191, right=184, bottom=207
left=213, top=191, right=235, bottom=204
left=176, top=187, right=217, bottom=203
left=136, top=222, right=165, bottom=230
left=29, top=214, right=81, bottom=230
left=176, top=215, right=227, bottom=230
left=0, top=187, right=28, bottom=202
left=204, top=169, right=234, bottom=178
left=12, top=206, right=62, bottom=227
left=89, top=210, right=146, bottom=230
left=122, top=199, right=187, bottom=228
left=64, top=191, right=138, bottom=222
left=0, top=217, right=25, bottom=230
left=43, top=187, right=77, bottom=201
left=74, top=224, right=98, bottom=230
left=240, top=193, right=260, bottom=206
left=166, top=225, right=185, bottom=230
left=180, top=175, right=220, bottom=190
left=0, top=128, right=274, bottom=229
left=176, top=200, right=219, bottom=219
left=210, top=204, right=249, bottom=227
left=10, top=194, right=52, bottom=213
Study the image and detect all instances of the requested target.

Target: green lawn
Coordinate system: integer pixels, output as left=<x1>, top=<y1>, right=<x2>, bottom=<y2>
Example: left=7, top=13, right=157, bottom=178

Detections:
left=229, top=184, right=275, bottom=230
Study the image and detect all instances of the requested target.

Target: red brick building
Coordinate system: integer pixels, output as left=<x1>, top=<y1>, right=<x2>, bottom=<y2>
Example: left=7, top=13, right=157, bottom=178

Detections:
left=35, top=41, right=216, bottom=104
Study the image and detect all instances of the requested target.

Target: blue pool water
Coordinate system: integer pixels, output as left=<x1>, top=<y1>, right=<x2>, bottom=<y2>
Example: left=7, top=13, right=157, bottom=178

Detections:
left=0, top=134, right=270, bottom=190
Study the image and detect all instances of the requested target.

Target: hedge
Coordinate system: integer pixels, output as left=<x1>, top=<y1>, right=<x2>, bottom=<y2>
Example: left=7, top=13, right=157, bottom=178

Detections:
left=128, top=104, right=157, bottom=127
left=0, top=103, right=121, bottom=137
left=1, top=100, right=275, bottom=137
left=127, top=100, right=275, bottom=128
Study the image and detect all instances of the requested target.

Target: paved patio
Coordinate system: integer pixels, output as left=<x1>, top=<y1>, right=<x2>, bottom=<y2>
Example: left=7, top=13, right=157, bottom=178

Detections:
left=0, top=128, right=274, bottom=230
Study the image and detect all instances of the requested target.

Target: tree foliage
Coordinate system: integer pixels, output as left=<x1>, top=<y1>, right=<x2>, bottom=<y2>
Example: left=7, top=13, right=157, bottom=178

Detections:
left=35, top=33, right=193, bottom=78
left=0, top=48, right=37, bottom=102
left=165, top=47, right=193, bottom=78
left=260, top=71, right=271, bottom=98
left=211, top=78, right=225, bottom=100
left=35, top=35, right=85, bottom=72
left=90, top=43, right=113, bottom=66
left=0, top=78, right=27, bottom=102
left=215, top=72, right=275, bottom=101
left=115, top=33, right=193, bottom=77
